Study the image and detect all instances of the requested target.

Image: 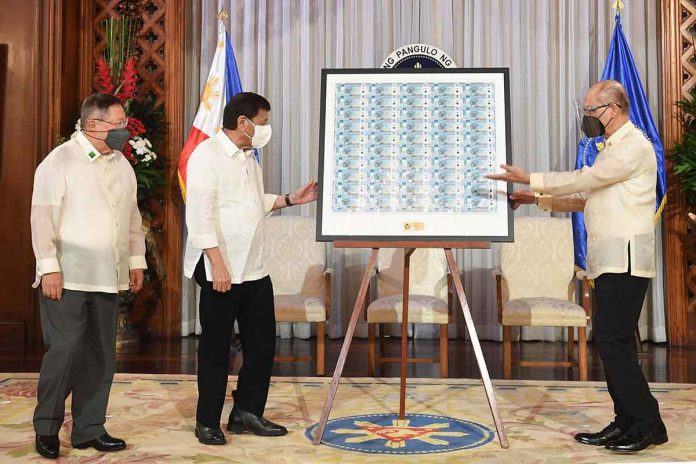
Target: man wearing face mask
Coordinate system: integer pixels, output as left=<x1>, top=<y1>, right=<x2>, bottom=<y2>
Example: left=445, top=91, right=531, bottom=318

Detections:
left=183, top=92, right=317, bottom=445
left=487, top=80, right=666, bottom=453
left=30, top=92, right=146, bottom=459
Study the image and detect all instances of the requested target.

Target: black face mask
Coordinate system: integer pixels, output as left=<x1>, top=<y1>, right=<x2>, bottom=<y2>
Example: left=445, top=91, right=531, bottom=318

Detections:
left=84, top=128, right=130, bottom=151
left=581, top=106, right=612, bottom=138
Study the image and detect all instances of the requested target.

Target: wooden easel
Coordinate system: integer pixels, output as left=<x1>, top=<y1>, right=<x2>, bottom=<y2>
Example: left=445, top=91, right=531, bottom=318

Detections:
left=312, top=241, right=509, bottom=449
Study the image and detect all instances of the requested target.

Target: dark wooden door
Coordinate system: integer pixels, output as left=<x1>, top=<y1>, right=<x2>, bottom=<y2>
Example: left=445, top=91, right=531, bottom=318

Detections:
left=0, top=0, right=44, bottom=346
left=0, top=0, right=85, bottom=347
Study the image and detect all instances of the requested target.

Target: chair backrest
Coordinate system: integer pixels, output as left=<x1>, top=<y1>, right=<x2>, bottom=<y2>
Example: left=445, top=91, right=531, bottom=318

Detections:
left=500, top=216, right=575, bottom=302
left=263, top=215, right=326, bottom=299
left=376, top=248, right=448, bottom=301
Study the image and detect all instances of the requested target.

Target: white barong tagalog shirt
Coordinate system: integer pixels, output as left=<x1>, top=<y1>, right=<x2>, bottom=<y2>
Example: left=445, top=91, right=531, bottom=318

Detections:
left=184, top=130, right=277, bottom=283
left=31, top=131, right=147, bottom=293
left=530, top=121, right=657, bottom=279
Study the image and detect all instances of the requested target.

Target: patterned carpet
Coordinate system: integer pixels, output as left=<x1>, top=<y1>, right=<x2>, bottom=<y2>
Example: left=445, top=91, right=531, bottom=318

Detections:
left=1, top=373, right=695, bottom=463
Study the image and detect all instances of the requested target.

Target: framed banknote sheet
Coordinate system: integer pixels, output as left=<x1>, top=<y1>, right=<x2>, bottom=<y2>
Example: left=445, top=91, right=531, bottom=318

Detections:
left=316, top=68, right=513, bottom=242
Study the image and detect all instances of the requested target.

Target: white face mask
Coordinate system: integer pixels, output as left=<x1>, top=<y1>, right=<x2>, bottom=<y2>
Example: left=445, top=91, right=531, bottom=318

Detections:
left=242, top=117, right=272, bottom=149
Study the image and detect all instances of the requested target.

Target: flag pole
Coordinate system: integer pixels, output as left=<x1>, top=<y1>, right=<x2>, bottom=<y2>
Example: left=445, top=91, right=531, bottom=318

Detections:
left=612, top=0, right=624, bottom=16
left=218, top=9, right=229, bottom=20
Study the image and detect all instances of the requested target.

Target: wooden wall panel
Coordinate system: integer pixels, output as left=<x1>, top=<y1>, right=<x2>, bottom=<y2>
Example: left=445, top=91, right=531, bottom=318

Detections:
left=78, top=1, right=95, bottom=98
left=0, top=0, right=40, bottom=345
left=662, top=0, right=696, bottom=347
left=5, top=0, right=86, bottom=346
left=162, top=0, right=185, bottom=339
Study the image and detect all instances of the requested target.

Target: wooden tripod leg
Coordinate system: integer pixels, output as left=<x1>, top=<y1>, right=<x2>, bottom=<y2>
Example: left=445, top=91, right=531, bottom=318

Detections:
left=444, top=249, right=509, bottom=449
left=312, top=248, right=379, bottom=445
left=400, top=248, right=415, bottom=420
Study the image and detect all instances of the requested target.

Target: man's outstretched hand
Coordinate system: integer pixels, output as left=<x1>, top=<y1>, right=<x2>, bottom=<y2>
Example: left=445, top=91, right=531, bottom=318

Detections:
left=486, top=164, right=531, bottom=185
left=509, top=190, right=536, bottom=210
left=290, top=180, right=318, bottom=205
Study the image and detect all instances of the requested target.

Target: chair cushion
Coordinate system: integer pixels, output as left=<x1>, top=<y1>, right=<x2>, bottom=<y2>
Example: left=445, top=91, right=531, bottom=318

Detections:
left=502, top=297, right=588, bottom=327
left=367, top=295, right=449, bottom=324
left=274, top=295, right=326, bottom=322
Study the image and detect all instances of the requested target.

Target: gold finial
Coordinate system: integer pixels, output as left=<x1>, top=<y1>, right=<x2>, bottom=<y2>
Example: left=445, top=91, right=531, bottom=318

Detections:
left=218, top=9, right=229, bottom=20
left=612, top=0, right=624, bottom=11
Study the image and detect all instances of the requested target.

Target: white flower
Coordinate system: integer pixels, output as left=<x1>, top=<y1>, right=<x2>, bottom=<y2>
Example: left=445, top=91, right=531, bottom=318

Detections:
left=127, top=136, right=157, bottom=164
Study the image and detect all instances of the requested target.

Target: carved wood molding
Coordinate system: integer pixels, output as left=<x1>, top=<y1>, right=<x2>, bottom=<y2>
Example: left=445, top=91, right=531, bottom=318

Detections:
left=87, top=0, right=183, bottom=337
left=93, top=0, right=167, bottom=106
left=162, top=0, right=184, bottom=338
left=662, top=0, right=693, bottom=346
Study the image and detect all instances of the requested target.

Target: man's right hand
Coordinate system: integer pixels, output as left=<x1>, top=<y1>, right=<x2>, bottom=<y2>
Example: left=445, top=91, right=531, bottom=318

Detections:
left=42, top=272, right=63, bottom=300
left=509, top=190, right=536, bottom=210
left=211, top=262, right=232, bottom=292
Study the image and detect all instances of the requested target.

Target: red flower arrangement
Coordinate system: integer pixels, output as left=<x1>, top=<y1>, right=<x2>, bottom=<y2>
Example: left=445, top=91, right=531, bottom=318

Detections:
left=94, top=57, right=149, bottom=165
left=90, top=49, right=164, bottom=191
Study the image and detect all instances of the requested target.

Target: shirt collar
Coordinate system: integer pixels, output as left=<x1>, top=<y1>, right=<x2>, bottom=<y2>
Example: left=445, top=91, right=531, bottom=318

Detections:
left=605, top=120, right=633, bottom=146
left=215, top=130, right=250, bottom=159
left=76, top=131, right=104, bottom=162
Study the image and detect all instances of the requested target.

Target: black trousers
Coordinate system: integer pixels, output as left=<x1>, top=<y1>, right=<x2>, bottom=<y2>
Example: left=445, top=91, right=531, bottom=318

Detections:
left=194, top=257, right=276, bottom=427
left=593, top=263, right=662, bottom=433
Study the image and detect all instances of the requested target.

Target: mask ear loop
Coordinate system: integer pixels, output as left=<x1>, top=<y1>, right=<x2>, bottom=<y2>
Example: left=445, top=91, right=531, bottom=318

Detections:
left=241, top=117, right=255, bottom=141
left=597, top=104, right=614, bottom=130
left=82, top=127, right=110, bottom=144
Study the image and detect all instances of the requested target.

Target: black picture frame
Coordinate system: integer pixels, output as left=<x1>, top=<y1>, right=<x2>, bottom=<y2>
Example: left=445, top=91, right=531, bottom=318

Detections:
left=316, top=67, right=513, bottom=243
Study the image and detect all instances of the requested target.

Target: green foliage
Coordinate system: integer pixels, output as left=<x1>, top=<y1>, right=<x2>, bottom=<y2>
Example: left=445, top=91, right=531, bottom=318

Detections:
left=671, top=90, right=696, bottom=204
left=102, top=15, right=140, bottom=79
left=126, top=95, right=167, bottom=194
left=129, top=96, right=167, bottom=147
left=133, top=157, right=166, bottom=191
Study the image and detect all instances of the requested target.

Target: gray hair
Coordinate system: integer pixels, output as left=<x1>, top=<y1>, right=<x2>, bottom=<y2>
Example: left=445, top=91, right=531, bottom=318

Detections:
left=80, top=92, right=122, bottom=126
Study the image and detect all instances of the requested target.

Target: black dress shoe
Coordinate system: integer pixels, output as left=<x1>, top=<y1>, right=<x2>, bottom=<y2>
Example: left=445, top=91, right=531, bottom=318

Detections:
left=194, top=422, right=226, bottom=445
left=605, top=423, right=668, bottom=453
left=574, top=422, right=630, bottom=446
left=73, top=433, right=126, bottom=452
left=227, top=407, right=288, bottom=436
left=35, top=435, right=59, bottom=459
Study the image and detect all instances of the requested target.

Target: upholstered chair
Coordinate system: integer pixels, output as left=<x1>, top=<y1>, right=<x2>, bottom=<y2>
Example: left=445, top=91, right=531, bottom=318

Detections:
left=493, top=216, right=591, bottom=380
left=263, top=216, right=332, bottom=375
left=366, top=248, right=453, bottom=377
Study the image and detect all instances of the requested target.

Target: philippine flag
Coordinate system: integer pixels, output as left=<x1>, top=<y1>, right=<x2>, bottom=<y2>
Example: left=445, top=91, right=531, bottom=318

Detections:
left=177, top=20, right=244, bottom=199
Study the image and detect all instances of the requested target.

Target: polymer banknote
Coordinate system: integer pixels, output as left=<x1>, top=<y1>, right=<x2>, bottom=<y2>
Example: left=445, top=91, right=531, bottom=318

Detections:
left=331, top=81, right=499, bottom=213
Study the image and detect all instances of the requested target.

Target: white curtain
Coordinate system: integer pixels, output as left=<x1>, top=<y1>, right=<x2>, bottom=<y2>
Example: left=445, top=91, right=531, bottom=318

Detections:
left=183, top=0, right=666, bottom=342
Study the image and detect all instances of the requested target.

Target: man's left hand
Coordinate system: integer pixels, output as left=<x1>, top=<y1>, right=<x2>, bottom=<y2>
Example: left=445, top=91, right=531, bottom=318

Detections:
left=290, top=180, right=318, bottom=205
left=485, top=164, right=531, bottom=185
left=129, top=269, right=144, bottom=292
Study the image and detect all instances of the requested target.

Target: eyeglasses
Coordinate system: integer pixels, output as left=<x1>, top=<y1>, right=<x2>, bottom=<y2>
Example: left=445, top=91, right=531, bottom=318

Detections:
left=579, top=101, right=620, bottom=116
left=92, top=118, right=129, bottom=129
